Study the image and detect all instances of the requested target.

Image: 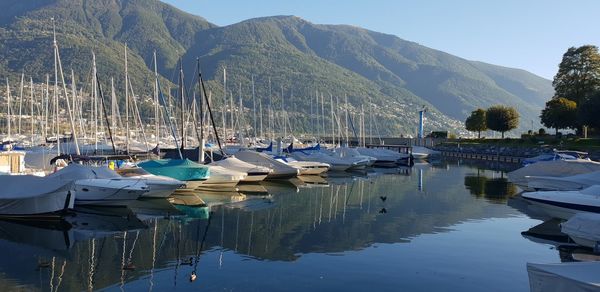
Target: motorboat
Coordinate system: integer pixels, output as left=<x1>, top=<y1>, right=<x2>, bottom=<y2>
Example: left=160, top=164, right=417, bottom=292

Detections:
left=411, top=146, right=441, bottom=160
left=508, top=159, right=600, bottom=190
left=117, top=167, right=186, bottom=198
left=290, top=151, right=351, bottom=171
left=561, top=212, right=600, bottom=249
left=234, top=150, right=299, bottom=179
left=209, top=156, right=271, bottom=182
left=356, top=147, right=410, bottom=167
left=527, top=262, right=600, bottom=292
left=138, top=159, right=210, bottom=189
left=523, top=150, right=589, bottom=166
left=526, top=171, right=600, bottom=191
left=521, top=185, right=600, bottom=220
left=197, top=165, right=247, bottom=190
left=274, top=156, right=330, bottom=175
left=330, top=147, right=376, bottom=168
left=49, top=164, right=148, bottom=206
left=0, top=175, right=74, bottom=217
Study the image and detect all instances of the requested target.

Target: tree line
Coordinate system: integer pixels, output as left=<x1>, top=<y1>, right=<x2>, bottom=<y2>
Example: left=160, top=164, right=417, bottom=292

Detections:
left=541, top=45, right=600, bottom=135
left=465, top=106, right=519, bottom=138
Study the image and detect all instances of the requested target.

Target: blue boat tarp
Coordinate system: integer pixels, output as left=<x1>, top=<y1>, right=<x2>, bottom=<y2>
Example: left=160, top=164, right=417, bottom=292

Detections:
left=285, top=143, right=320, bottom=153
left=256, top=142, right=273, bottom=152
left=138, top=159, right=210, bottom=181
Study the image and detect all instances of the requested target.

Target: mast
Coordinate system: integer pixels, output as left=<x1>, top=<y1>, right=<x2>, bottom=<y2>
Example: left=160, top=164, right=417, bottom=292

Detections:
left=124, top=44, right=129, bottom=154
left=44, top=75, right=49, bottom=139
left=5, top=79, right=10, bottom=140
left=259, top=97, right=263, bottom=138
left=30, top=77, right=34, bottom=146
left=345, top=94, right=349, bottom=146
left=268, top=77, right=273, bottom=140
left=93, top=52, right=98, bottom=151
left=54, top=19, right=80, bottom=155
left=153, top=51, right=159, bottom=146
left=179, top=59, right=185, bottom=150
left=18, top=73, right=24, bottom=135
left=251, top=75, right=256, bottom=139
left=330, top=94, right=334, bottom=147
left=197, top=58, right=204, bottom=163
left=53, top=18, right=59, bottom=155
left=222, top=67, right=226, bottom=142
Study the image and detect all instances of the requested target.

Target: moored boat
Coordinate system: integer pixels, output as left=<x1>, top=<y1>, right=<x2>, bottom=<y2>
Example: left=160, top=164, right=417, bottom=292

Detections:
left=138, top=159, right=210, bottom=189
left=0, top=175, right=74, bottom=217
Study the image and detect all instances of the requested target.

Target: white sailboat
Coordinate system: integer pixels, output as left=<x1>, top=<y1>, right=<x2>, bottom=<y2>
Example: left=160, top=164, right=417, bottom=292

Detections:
left=274, top=156, right=330, bottom=175
left=290, top=151, right=352, bottom=171
left=197, top=165, right=247, bottom=190
left=209, top=156, right=271, bottom=182
left=234, top=150, right=299, bottom=179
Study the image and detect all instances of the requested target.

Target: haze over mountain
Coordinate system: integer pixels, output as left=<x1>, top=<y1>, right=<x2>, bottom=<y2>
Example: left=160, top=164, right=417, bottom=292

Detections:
left=0, top=0, right=553, bottom=136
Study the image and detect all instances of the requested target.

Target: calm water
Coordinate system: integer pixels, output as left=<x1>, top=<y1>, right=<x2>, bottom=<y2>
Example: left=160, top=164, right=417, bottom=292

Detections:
left=0, top=159, right=575, bottom=291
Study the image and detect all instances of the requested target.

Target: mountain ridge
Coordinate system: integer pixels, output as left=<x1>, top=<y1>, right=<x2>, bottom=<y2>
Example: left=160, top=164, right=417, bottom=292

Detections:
left=0, top=1, right=553, bottom=136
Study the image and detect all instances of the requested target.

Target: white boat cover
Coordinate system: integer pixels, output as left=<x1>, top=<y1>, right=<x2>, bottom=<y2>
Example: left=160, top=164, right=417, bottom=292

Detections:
left=234, top=151, right=298, bottom=177
left=205, top=165, right=247, bottom=183
left=210, top=156, right=271, bottom=174
left=48, top=164, right=121, bottom=180
left=0, top=175, right=70, bottom=199
left=561, top=212, right=600, bottom=246
left=527, top=262, right=600, bottom=292
left=527, top=171, right=600, bottom=191
left=508, top=159, right=600, bottom=185
left=0, top=175, right=72, bottom=214
left=291, top=151, right=351, bottom=169
left=412, top=146, right=441, bottom=156
left=356, top=147, right=407, bottom=161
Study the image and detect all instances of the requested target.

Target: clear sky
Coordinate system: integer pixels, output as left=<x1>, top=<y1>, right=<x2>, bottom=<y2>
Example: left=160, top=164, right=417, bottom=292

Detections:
left=162, top=0, right=600, bottom=80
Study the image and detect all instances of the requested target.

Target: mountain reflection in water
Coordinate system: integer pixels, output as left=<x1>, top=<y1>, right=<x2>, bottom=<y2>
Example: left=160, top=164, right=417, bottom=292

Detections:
left=0, top=159, right=561, bottom=291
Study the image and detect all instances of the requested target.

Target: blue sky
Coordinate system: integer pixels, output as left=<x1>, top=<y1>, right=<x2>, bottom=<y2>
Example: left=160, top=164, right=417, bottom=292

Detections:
left=162, top=0, right=600, bottom=80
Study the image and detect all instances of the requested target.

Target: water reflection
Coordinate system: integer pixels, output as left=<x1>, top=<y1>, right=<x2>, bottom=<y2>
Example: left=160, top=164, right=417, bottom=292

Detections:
left=464, top=170, right=519, bottom=203
left=0, top=160, right=555, bottom=291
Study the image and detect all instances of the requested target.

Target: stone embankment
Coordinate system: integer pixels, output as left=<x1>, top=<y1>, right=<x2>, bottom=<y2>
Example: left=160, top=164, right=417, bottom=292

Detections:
left=432, top=143, right=600, bottom=162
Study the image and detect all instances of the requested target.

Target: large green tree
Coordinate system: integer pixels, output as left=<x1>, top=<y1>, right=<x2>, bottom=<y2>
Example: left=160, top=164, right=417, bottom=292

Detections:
left=540, top=97, right=577, bottom=135
left=486, top=105, right=519, bottom=138
left=465, top=109, right=487, bottom=138
left=553, top=45, right=600, bottom=104
left=579, top=91, right=600, bottom=130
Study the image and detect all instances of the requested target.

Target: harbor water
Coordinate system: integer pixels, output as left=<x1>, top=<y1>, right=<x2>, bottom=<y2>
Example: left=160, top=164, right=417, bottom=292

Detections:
left=0, top=159, right=570, bottom=291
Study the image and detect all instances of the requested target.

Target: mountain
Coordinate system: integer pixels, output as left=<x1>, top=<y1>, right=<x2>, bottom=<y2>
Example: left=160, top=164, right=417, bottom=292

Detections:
left=0, top=0, right=553, bottom=136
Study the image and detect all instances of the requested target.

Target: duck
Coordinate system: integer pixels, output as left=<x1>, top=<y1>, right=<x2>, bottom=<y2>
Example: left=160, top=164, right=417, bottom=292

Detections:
left=380, top=196, right=387, bottom=202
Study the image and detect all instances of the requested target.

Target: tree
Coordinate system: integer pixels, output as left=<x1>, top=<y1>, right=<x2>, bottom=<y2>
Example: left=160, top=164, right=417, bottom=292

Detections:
left=579, top=91, right=600, bottom=130
left=486, top=105, right=519, bottom=138
left=465, top=108, right=487, bottom=138
left=540, top=97, right=577, bottom=135
left=553, top=45, right=600, bottom=105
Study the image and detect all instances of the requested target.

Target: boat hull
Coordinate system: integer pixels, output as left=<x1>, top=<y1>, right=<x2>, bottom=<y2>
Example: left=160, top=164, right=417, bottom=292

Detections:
left=73, top=179, right=146, bottom=206
left=0, top=189, right=74, bottom=217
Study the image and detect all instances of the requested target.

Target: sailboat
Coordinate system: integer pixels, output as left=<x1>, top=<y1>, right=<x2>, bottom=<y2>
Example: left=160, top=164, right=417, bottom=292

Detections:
left=234, top=150, right=299, bottom=179
left=209, top=156, right=271, bottom=182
